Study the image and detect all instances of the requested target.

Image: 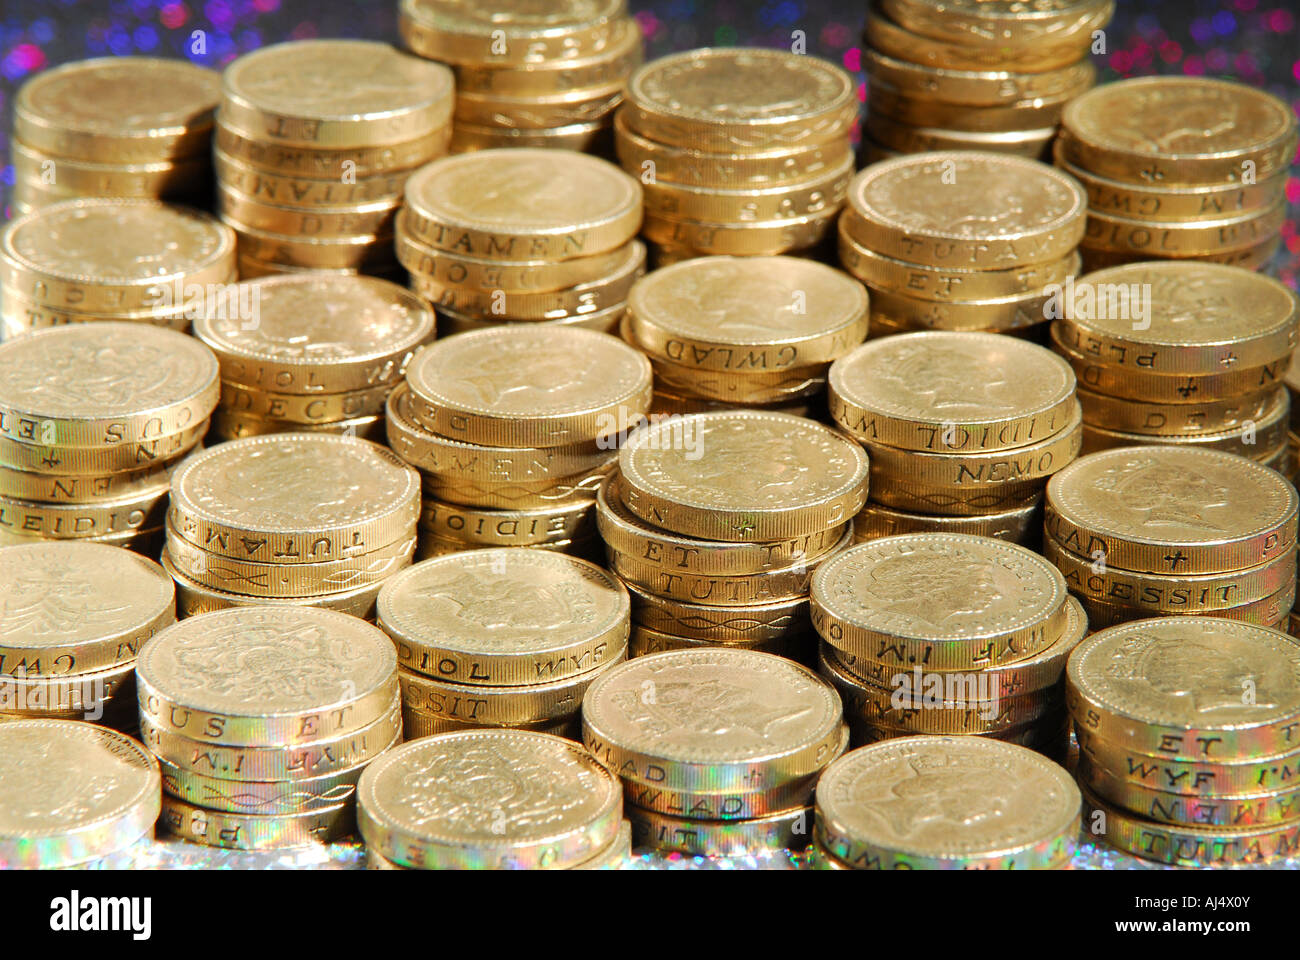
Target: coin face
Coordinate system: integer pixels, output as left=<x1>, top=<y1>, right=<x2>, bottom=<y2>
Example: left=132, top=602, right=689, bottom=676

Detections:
left=357, top=730, right=622, bottom=868
left=0, top=719, right=160, bottom=868
left=815, top=736, right=1080, bottom=866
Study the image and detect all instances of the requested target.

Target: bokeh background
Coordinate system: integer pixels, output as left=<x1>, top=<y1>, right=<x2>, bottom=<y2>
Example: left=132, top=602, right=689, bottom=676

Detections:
left=0, top=0, right=1296, bottom=285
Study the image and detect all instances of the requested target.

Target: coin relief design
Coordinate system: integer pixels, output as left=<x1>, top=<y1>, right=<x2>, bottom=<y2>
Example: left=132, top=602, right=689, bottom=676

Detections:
left=18, top=58, right=221, bottom=131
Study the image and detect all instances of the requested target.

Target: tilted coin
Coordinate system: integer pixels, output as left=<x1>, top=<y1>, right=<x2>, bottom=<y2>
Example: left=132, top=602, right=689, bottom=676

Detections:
left=398, top=0, right=630, bottom=65
left=1066, top=617, right=1300, bottom=759
left=0, top=543, right=173, bottom=677
left=816, top=736, right=1080, bottom=870
left=402, top=149, right=642, bottom=259
left=220, top=39, right=454, bottom=148
left=404, top=326, right=651, bottom=448
left=581, top=648, right=844, bottom=792
left=358, top=730, right=623, bottom=869
left=618, top=411, right=869, bottom=542
left=378, top=549, right=629, bottom=687
left=628, top=804, right=814, bottom=855
left=0, top=720, right=160, bottom=868
left=159, top=795, right=353, bottom=850
left=829, top=332, right=1076, bottom=453
left=852, top=498, right=1043, bottom=547
left=842, top=152, right=1087, bottom=268
left=136, top=606, right=398, bottom=746
left=625, top=581, right=811, bottom=643
left=169, top=434, right=421, bottom=562
left=1044, top=446, right=1298, bottom=574
left=625, top=256, right=868, bottom=371
left=811, top=535, right=1069, bottom=671
left=192, top=274, right=435, bottom=394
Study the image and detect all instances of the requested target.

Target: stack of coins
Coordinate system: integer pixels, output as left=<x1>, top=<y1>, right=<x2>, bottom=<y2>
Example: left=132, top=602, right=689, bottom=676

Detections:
left=0, top=543, right=173, bottom=732
left=216, top=39, right=454, bottom=280
left=621, top=256, right=869, bottom=418
left=838, top=153, right=1086, bottom=338
left=830, top=332, right=1080, bottom=539
left=1286, top=355, right=1300, bottom=486
left=0, top=323, right=218, bottom=556
left=811, top=534, right=1082, bottom=756
left=582, top=648, right=847, bottom=856
left=137, top=607, right=401, bottom=850
left=1046, top=447, right=1298, bottom=629
left=390, top=326, right=649, bottom=559
left=0, top=198, right=236, bottom=338
left=607, top=410, right=869, bottom=662
left=1058, top=77, right=1297, bottom=272
left=813, top=735, right=1081, bottom=869
left=397, top=149, right=644, bottom=335
left=1069, top=617, right=1300, bottom=867
left=615, top=48, right=857, bottom=265
left=11, top=57, right=219, bottom=214
left=399, top=0, right=640, bottom=156
left=1052, top=262, right=1297, bottom=468
left=360, top=729, right=629, bottom=869
left=0, top=720, right=160, bottom=867
left=192, top=275, right=436, bottom=443
left=162, top=435, right=421, bottom=620
left=376, top=550, right=629, bottom=740
left=860, top=0, right=1110, bottom=162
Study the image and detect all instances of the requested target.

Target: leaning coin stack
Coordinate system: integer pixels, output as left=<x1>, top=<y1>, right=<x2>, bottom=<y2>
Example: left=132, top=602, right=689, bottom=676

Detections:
left=11, top=57, right=220, bottom=213
left=607, top=410, right=869, bottom=663
left=861, top=0, right=1109, bottom=162
left=216, top=39, right=454, bottom=280
left=615, top=47, right=857, bottom=265
left=399, top=0, right=639, bottom=157
left=838, top=152, right=1086, bottom=339
left=397, top=148, right=644, bottom=336
left=137, top=607, right=401, bottom=850
left=376, top=550, right=629, bottom=740
left=0, top=198, right=236, bottom=338
left=192, top=275, right=436, bottom=443
left=162, top=435, right=421, bottom=620
left=1069, top=617, right=1300, bottom=867
left=813, top=735, right=1081, bottom=869
left=583, top=648, right=847, bottom=856
left=360, top=729, right=630, bottom=869
left=0, top=323, right=218, bottom=555
left=0, top=720, right=160, bottom=867
left=390, top=326, right=649, bottom=559
left=811, top=534, right=1081, bottom=756
left=622, top=256, right=868, bottom=419
left=1053, top=262, right=1298, bottom=468
left=1058, top=77, right=1297, bottom=272
left=1045, top=447, right=1299, bottom=629
left=830, top=332, right=1080, bottom=537
left=0, top=543, right=174, bottom=732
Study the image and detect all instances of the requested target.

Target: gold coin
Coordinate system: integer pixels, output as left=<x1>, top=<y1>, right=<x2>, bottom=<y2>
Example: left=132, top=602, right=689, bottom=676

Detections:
left=401, top=708, right=580, bottom=741
left=214, top=121, right=448, bottom=179
left=231, top=221, right=397, bottom=271
left=582, top=647, right=844, bottom=791
left=1067, top=617, right=1300, bottom=759
left=619, top=411, right=869, bottom=542
left=640, top=207, right=839, bottom=257
left=136, top=606, right=399, bottom=745
left=217, top=182, right=403, bottom=238
left=864, top=112, right=1056, bottom=158
left=404, top=326, right=652, bottom=448
left=1, top=199, right=236, bottom=312
left=0, top=453, right=179, bottom=504
left=454, top=19, right=642, bottom=97
left=378, top=548, right=629, bottom=686
left=1045, top=446, right=1298, bottom=574
left=453, top=84, right=625, bottom=130
left=852, top=498, right=1042, bottom=547
left=1078, top=236, right=1282, bottom=273
left=1077, top=581, right=1295, bottom=631
left=843, top=152, right=1087, bottom=268
left=0, top=287, right=194, bottom=331
left=212, top=148, right=409, bottom=207
left=816, top=735, right=1080, bottom=870
left=647, top=359, right=827, bottom=406
left=448, top=118, right=612, bottom=154
left=419, top=495, right=597, bottom=548
left=169, top=434, right=420, bottom=562
left=209, top=409, right=386, bottom=442
left=0, top=659, right=135, bottom=717
left=628, top=804, right=814, bottom=855
left=647, top=387, right=823, bottom=420
left=0, top=323, right=218, bottom=447
left=623, top=48, right=855, bottom=152
left=0, top=719, right=160, bottom=868
left=812, top=534, right=1069, bottom=671
left=218, top=381, right=393, bottom=425
left=398, top=0, right=630, bottom=65
left=625, top=580, right=811, bottom=643
left=880, top=0, right=1113, bottom=49
left=870, top=83, right=1072, bottom=134
left=221, top=39, right=454, bottom=148
left=358, top=729, right=623, bottom=869
left=14, top=57, right=220, bottom=162
left=573, top=818, right=632, bottom=869
left=1081, top=200, right=1286, bottom=257
left=829, top=332, right=1076, bottom=453
left=159, top=795, right=353, bottom=849
left=436, top=301, right=626, bottom=336
left=402, top=149, right=642, bottom=259
left=863, top=48, right=1095, bottom=107
left=867, top=283, right=1051, bottom=332
left=1059, top=76, right=1298, bottom=186
left=1084, top=392, right=1286, bottom=459
left=1078, top=386, right=1282, bottom=437
left=12, top=142, right=210, bottom=200
left=627, top=625, right=804, bottom=660
left=0, top=480, right=170, bottom=540
left=639, top=153, right=854, bottom=223
left=625, top=255, right=868, bottom=371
